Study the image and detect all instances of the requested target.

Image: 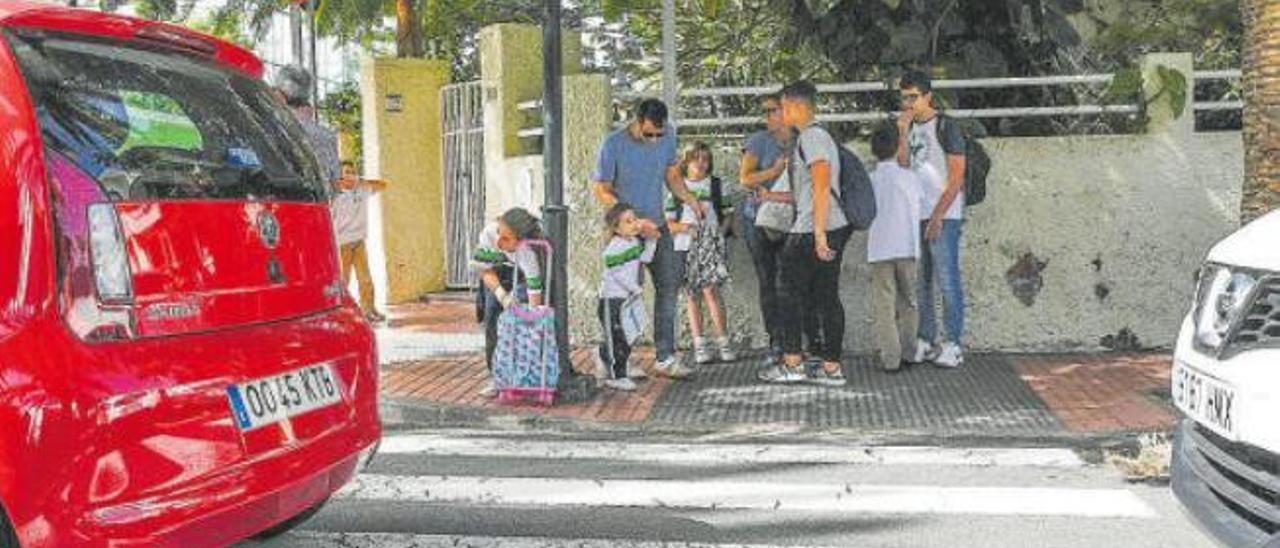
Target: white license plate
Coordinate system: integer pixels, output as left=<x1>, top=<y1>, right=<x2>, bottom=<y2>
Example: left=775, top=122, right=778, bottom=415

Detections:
left=1172, top=361, right=1237, bottom=438
left=227, top=364, right=343, bottom=431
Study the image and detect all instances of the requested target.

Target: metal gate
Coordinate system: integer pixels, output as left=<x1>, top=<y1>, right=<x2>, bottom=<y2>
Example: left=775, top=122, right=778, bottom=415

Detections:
left=442, top=82, right=486, bottom=289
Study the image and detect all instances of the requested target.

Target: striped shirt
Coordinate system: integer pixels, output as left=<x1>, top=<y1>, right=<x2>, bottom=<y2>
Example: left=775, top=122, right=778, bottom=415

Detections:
left=600, top=235, right=655, bottom=299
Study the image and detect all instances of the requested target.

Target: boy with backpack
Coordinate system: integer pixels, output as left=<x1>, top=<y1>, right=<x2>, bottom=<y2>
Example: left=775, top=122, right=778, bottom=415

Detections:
left=757, top=80, right=856, bottom=387
left=896, top=70, right=968, bottom=368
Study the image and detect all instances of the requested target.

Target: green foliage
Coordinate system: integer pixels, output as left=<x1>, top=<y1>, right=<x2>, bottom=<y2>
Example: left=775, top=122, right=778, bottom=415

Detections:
left=1093, top=0, right=1241, bottom=70
left=1151, top=64, right=1188, bottom=120
left=318, top=81, right=362, bottom=163
left=187, top=9, right=253, bottom=47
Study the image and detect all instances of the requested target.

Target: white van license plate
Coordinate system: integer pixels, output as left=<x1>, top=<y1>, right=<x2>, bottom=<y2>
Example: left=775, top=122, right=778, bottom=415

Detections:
left=227, top=364, right=342, bottom=431
left=1172, top=362, right=1237, bottom=438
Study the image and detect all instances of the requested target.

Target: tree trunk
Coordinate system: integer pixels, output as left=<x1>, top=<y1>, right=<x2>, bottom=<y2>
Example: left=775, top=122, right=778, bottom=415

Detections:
left=395, top=0, right=425, bottom=58
left=1241, top=0, right=1280, bottom=224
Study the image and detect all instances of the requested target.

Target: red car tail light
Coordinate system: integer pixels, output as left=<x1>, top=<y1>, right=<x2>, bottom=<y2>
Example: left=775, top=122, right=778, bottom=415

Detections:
left=49, top=155, right=137, bottom=342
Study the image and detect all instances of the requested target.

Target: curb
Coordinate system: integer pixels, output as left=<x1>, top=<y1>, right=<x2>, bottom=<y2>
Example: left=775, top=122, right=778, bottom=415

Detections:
left=379, top=397, right=1174, bottom=459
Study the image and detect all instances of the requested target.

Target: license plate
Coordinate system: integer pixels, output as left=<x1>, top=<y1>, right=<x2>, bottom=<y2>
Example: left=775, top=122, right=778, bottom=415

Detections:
left=1172, top=361, right=1237, bottom=438
left=226, top=363, right=342, bottom=431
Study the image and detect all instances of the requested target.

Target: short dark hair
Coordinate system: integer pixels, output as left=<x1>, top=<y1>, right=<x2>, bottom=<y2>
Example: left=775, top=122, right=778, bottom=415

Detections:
left=780, top=80, right=818, bottom=105
left=871, top=124, right=898, bottom=161
left=634, top=99, right=668, bottom=127
left=604, top=202, right=635, bottom=236
left=340, top=160, right=356, bottom=168
left=899, top=70, right=933, bottom=94
left=762, top=91, right=782, bottom=104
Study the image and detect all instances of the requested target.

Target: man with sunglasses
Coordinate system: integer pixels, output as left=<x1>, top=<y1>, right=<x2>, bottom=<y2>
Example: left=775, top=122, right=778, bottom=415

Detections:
left=592, top=99, right=705, bottom=378
left=896, top=70, right=968, bottom=369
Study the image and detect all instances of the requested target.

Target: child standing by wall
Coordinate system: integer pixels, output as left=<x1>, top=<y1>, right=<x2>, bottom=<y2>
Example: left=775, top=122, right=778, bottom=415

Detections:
left=668, top=142, right=737, bottom=365
left=598, top=203, right=657, bottom=391
left=867, top=125, right=925, bottom=372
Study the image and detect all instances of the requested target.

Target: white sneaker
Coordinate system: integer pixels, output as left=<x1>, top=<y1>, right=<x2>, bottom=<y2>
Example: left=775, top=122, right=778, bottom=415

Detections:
left=694, top=338, right=715, bottom=365
left=604, top=377, right=638, bottom=391
left=757, top=363, right=808, bottom=384
left=717, top=337, right=738, bottom=362
left=655, top=356, right=693, bottom=379
left=478, top=380, right=498, bottom=398
left=909, top=339, right=936, bottom=364
left=933, top=342, right=964, bottom=368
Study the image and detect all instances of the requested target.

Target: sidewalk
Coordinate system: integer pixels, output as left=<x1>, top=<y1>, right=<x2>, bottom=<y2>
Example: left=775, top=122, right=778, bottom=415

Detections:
left=377, top=300, right=1177, bottom=442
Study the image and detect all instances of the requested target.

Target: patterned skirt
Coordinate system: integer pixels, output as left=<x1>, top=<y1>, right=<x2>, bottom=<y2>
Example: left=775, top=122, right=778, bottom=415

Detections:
left=685, top=219, right=731, bottom=290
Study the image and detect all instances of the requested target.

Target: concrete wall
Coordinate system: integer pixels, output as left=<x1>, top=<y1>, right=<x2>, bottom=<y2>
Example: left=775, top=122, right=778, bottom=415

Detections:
left=479, top=24, right=582, bottom=220
left=361, top=57, right=451, bottom=303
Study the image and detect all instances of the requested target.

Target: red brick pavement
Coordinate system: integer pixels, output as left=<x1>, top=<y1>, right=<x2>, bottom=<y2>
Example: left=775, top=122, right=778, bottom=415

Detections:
left=1014, top=354, right=1177, bottom=433
left=382, top=345, right=672, bottom=424
left=385, top=295, right=480, bottom=334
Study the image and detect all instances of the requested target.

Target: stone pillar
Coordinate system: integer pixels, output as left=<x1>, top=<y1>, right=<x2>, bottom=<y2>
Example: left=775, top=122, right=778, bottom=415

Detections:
left=478, top=24, right=582, bottom=220
left=562, top=73, right=615, bottom=345
left=360, top=57, right=451, bottom=303
left=1142, top=52, right=1194, bottom=138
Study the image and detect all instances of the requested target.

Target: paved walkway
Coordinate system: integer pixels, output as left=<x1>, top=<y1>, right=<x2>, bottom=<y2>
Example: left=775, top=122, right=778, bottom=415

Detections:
left=377, top=299, right=1177, bottom=440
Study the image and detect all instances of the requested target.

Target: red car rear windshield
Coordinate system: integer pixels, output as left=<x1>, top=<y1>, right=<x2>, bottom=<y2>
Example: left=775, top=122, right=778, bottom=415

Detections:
left=6, top=30, right=328, bottom=202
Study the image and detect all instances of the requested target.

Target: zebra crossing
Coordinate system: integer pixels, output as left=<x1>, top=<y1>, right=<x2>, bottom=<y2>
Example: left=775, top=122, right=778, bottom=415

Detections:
left=240, top=430, right=1211, bottom=548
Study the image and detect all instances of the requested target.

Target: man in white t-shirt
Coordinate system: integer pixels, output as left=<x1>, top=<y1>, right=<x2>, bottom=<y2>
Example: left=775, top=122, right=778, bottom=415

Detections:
left=896, top=70, right=968, bottom=368
left=332, top=160, right=388, bottom=323
left=867, top=126, right=924, bottom=372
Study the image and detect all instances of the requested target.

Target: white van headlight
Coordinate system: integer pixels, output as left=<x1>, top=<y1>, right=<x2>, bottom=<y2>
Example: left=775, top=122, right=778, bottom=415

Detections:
left=1194, top=264, right=1259, bottom=352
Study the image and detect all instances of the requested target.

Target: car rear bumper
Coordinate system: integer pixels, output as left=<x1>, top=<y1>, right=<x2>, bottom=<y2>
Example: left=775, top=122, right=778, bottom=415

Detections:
left=1172, top=418, right=1280, bottom=548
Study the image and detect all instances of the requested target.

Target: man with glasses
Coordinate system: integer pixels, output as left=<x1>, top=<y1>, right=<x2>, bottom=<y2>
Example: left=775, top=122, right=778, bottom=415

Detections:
left=592, top=99, right=704, bottom=378
left=896, top=70, right=968, bottom=369
left=738, top=93, right=795, bottom=368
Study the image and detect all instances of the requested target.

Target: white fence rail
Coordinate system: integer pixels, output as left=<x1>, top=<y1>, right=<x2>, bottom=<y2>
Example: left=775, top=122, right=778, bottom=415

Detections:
left=517, top=69, right=1241, bottom=137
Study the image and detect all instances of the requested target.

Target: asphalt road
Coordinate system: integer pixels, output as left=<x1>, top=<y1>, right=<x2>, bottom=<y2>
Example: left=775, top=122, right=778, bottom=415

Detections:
left=240, top=428, right=1216, bottom=548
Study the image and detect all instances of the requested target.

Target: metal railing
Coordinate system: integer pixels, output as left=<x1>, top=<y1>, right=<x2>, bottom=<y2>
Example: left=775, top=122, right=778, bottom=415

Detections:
left=516, top=69, right=1242, bottom=137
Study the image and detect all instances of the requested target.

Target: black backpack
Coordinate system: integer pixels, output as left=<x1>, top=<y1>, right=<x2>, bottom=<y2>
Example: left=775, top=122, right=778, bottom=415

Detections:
left=936, top=115, right=991, bottom=206
left=797, top=131, right=877, bottom=231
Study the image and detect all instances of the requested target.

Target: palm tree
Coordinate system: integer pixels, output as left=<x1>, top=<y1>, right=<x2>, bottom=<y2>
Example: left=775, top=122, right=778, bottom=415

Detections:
left=1241, top=0, right=1280, bottom=223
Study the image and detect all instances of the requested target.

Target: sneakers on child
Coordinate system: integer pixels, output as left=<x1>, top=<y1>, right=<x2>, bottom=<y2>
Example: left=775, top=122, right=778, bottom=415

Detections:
left=694, top=338, right=715, bottom=365
left=909, top=338, right=937, bottom=364
left=933, top=342, right=964, bottom=368
left=478, top=380, right=498, bottom=398
left=604, top=377, right=638, bottom=391
left=654, top=356, right=693, bottom=379
left=757, top=363, right=807, bottom=384
left=716, top=337, right=738, bottom=362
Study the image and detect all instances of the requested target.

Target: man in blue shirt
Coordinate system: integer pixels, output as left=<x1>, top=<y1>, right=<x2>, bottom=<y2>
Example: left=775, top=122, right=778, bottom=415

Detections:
left=592, top=99, right=703, bottom=378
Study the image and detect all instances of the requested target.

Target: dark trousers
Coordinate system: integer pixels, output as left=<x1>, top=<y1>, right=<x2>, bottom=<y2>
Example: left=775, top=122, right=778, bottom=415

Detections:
left=597, top=298, right=631, bottom=379
left=745, top=225, right=786, bottom=352
left=780, top=226, right=854, bottom=362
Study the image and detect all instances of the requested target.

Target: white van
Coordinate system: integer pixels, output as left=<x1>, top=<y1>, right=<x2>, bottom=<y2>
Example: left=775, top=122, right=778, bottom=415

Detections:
left=1170, top=209, right=1280, bottom=547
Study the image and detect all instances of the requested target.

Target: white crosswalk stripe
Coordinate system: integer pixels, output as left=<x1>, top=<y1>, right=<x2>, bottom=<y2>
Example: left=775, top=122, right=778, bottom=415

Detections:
left=377, top=433, right=1087, bottom=467
left=239, top=432, right=1191, bottom=548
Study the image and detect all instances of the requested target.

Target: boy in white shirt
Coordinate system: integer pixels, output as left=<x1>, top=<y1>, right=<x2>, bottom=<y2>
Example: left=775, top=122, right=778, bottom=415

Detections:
left=867, top=125, right=924, bottom=372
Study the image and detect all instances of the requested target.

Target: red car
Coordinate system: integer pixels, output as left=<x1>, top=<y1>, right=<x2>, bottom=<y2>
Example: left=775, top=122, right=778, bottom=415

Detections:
left=0, top=3, right=381, bottom=546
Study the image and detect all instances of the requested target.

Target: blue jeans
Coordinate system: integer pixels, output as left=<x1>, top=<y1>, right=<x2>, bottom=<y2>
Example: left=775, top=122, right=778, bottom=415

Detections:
left=646, top=228, right=683, bottom=362
left=918, top=220, right=965, bottom=344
